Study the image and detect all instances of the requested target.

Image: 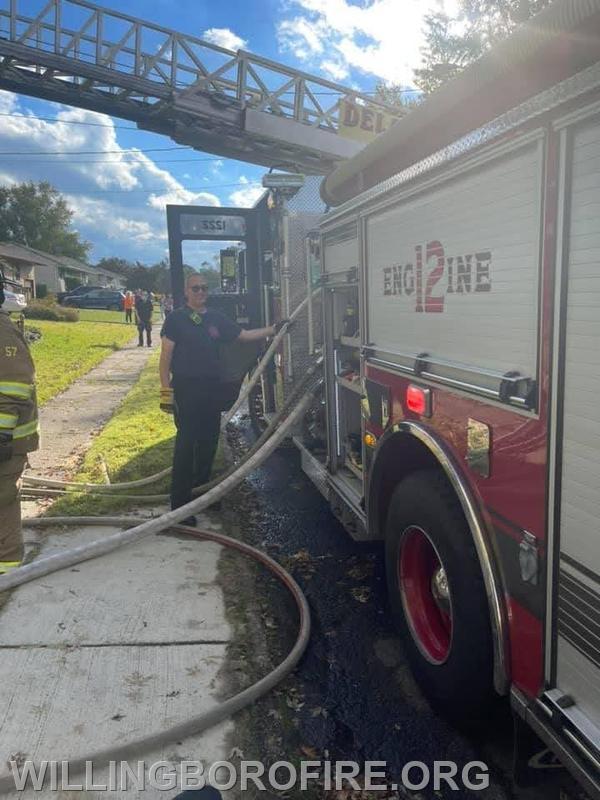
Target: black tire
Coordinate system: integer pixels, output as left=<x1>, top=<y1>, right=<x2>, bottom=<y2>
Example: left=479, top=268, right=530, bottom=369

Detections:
left=385, top=470, right=495, bottom=723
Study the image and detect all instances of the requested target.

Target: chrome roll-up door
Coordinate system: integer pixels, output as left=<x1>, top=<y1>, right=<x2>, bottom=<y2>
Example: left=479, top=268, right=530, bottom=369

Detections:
left=549, top=116, right=600, bottom=760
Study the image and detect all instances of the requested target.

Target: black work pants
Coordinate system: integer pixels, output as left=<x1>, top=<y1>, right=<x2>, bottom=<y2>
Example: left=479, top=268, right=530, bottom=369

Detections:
left=137, top=320, right=152, bottom=346
left=171, top=379, right=222, bottom=510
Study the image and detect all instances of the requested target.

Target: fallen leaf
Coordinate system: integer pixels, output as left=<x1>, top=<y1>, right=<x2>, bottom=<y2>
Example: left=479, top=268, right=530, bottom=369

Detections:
left=289, top=549, right=312, bottom=564
left=350, top=586, right=371, bottom=603
left=347, top=563, right=373, bottom=581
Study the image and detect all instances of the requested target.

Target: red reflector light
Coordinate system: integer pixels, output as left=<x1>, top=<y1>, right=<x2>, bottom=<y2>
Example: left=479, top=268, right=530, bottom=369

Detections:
left=406, top=385, right=430, bottom=416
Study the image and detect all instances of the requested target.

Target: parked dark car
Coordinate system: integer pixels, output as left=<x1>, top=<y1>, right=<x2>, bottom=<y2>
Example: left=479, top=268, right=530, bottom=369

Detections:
left=57, top=285, right=103, bottom=305
left=63, top=289, right=125, bottom=311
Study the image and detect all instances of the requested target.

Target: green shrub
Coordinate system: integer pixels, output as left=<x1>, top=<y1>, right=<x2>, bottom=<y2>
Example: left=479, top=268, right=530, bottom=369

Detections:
left=34, top=294, right=58, bottom=307
left=23, top=302, right=79, bottom=322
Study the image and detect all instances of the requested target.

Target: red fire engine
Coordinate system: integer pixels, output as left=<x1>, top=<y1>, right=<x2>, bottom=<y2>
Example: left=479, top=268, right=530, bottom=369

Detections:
left=291, top=1, right=600, bottom=795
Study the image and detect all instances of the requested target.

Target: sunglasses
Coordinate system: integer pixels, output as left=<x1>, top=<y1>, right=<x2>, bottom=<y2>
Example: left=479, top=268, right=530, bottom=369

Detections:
left=189, top=284, right=209, bottom=293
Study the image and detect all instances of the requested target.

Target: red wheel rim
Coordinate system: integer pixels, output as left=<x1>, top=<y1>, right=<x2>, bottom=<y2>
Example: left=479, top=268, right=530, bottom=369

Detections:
left=399, top=526, right=453, bottom=665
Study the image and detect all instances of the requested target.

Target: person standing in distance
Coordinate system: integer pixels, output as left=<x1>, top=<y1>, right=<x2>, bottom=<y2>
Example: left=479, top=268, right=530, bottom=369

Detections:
left=135, top=290, right=154, bottom=347
left=159, top=274, right=284, bottom=523
left=123, top=290, right=135, bottom=324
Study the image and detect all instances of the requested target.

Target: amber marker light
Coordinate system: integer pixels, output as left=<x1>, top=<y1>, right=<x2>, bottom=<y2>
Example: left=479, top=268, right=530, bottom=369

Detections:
left=364, top=432, right=377, bottom=448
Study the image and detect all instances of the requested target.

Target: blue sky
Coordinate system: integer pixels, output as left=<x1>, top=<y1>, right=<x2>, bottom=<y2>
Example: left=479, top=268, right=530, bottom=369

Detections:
left=0, top=0, right=455, bottom=266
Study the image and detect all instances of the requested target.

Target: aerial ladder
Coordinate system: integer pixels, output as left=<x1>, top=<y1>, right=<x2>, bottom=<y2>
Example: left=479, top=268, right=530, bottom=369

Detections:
left=0, top=0, right=398, bottom=173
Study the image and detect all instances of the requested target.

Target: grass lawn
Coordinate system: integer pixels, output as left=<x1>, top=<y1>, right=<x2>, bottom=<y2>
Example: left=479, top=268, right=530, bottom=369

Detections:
left=76, top=309, right=128, bottom=324
left=47, top=350, right=224, bottom=516
left=76, top=309, right=163, bottom=324
left=28, top=318, right=135, bottom=405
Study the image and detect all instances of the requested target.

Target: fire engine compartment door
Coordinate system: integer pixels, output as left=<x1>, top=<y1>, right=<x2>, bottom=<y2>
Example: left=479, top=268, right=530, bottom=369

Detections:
left=364, top=139, right=543, bottom=401
left=549, top=116, right=600, bottom=751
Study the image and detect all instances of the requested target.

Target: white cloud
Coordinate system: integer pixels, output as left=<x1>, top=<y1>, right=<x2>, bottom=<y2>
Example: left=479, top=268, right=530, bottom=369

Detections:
left=0, top=91, right=221, bottom=261
left=229, top=183, right=264, bottom=207
left=319, top=59, right=349, bottom=81
left=277, top=0, right=459, bottom=85
left=0, top=171, right=17, bottom=187
left=202, top=27, right=247, bottom=51
left=66, top=196, right=164, bottom=244
left=0, top=91, right=18, bottom=114
left=278, top=17, right=324, bottom=59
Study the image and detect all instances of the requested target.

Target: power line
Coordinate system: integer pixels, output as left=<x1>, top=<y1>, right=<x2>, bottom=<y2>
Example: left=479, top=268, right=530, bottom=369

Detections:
left=57, top=180, right=263, bottom=194
left=0, top=145, right=191, bottom=155
left=0, top=156, right=221, bottom=164
left=0, top=111, right=139, bottom=129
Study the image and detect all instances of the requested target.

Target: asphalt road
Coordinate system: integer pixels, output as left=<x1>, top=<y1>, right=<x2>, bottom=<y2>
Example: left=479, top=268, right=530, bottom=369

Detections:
left=224, top=426, right=571, bottom=800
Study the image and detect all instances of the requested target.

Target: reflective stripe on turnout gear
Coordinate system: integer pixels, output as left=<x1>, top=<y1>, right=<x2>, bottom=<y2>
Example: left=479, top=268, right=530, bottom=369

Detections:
left=13, top=419, right=39, bottom=439
left=0, top=411, right=18, bottom=429
left=0, top=560, right=21, bottom=574
left=0, top=381, right=34, bottom=399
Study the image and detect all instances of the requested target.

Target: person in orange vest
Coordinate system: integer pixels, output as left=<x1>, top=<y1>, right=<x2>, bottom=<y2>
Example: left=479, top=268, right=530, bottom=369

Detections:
left=123, top=290, right=135, bottom=324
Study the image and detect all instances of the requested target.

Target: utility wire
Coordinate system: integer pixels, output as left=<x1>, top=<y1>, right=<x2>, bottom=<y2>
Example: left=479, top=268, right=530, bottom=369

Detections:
left=59, top=181, right=262, bottom=194
left=0, top=145, right=191, bottom=155
left=0, top=111, right=139, bottom=129
left=0, top=156, right=222, bottom=164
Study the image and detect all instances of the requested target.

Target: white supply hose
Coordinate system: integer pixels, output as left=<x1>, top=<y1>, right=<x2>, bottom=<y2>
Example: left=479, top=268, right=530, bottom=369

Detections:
left=0, top=387, right=318, bottom=791
left=22, top=290, right=317, bottom=493
left=19, top=358, right=323, bottom=504
left=0, top=387, right=316, bottom=594
left=21, top=465, right=172, bottom=492
left=0, top=306, right=323, bottom=793
left=221, top=290, right=315, bottom=425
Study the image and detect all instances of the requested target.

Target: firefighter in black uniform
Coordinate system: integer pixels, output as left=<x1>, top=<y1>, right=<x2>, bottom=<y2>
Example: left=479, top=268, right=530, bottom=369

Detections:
left=159, top=273, right=284, bottom=523
left=135, top=291, right=154, bottom=347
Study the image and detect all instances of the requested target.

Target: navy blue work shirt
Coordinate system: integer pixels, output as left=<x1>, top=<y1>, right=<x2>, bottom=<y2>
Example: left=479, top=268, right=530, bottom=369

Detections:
left=160, top=306, right=241, bottom=380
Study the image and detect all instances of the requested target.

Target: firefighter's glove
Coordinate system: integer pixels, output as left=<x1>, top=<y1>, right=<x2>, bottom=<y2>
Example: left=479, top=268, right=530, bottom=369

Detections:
left=273, top=318, right=294, bottom=335
left=0, top=431, right=13, bottom=463
left=160, top=387, right=175, bottom=414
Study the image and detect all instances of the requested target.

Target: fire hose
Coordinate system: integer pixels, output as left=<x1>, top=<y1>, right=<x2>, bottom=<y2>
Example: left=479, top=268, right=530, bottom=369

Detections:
left=20, top=291, right=317, bottom=494
left=0, top=383, right=319, bottom=793
left=20, top=357, right=322, bottom=503
left=0, top=296, right=322, bottom=791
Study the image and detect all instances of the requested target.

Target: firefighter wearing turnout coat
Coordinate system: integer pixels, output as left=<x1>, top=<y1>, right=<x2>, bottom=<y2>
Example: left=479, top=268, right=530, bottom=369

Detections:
left=0, top=274, right=39, bottom=574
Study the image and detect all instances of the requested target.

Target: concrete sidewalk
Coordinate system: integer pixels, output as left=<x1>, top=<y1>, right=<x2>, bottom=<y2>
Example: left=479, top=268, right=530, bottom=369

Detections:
left=0, top=338, right=238, bottom=797
left=0, top=521, right=234, bottom=799
left=26, top=339, right=152, bottom=487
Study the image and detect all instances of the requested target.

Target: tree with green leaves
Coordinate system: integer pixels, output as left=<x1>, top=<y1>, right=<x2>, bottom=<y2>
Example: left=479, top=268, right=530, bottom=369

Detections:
left=374, top=81, right=417, bottom=112
left=95, top=256, right=220, bottom=293
left=0, top=181, right=90, bottom=260
left=95, top=256, right=134, bottom=277
left=415, top=0, right=551, bottom=94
